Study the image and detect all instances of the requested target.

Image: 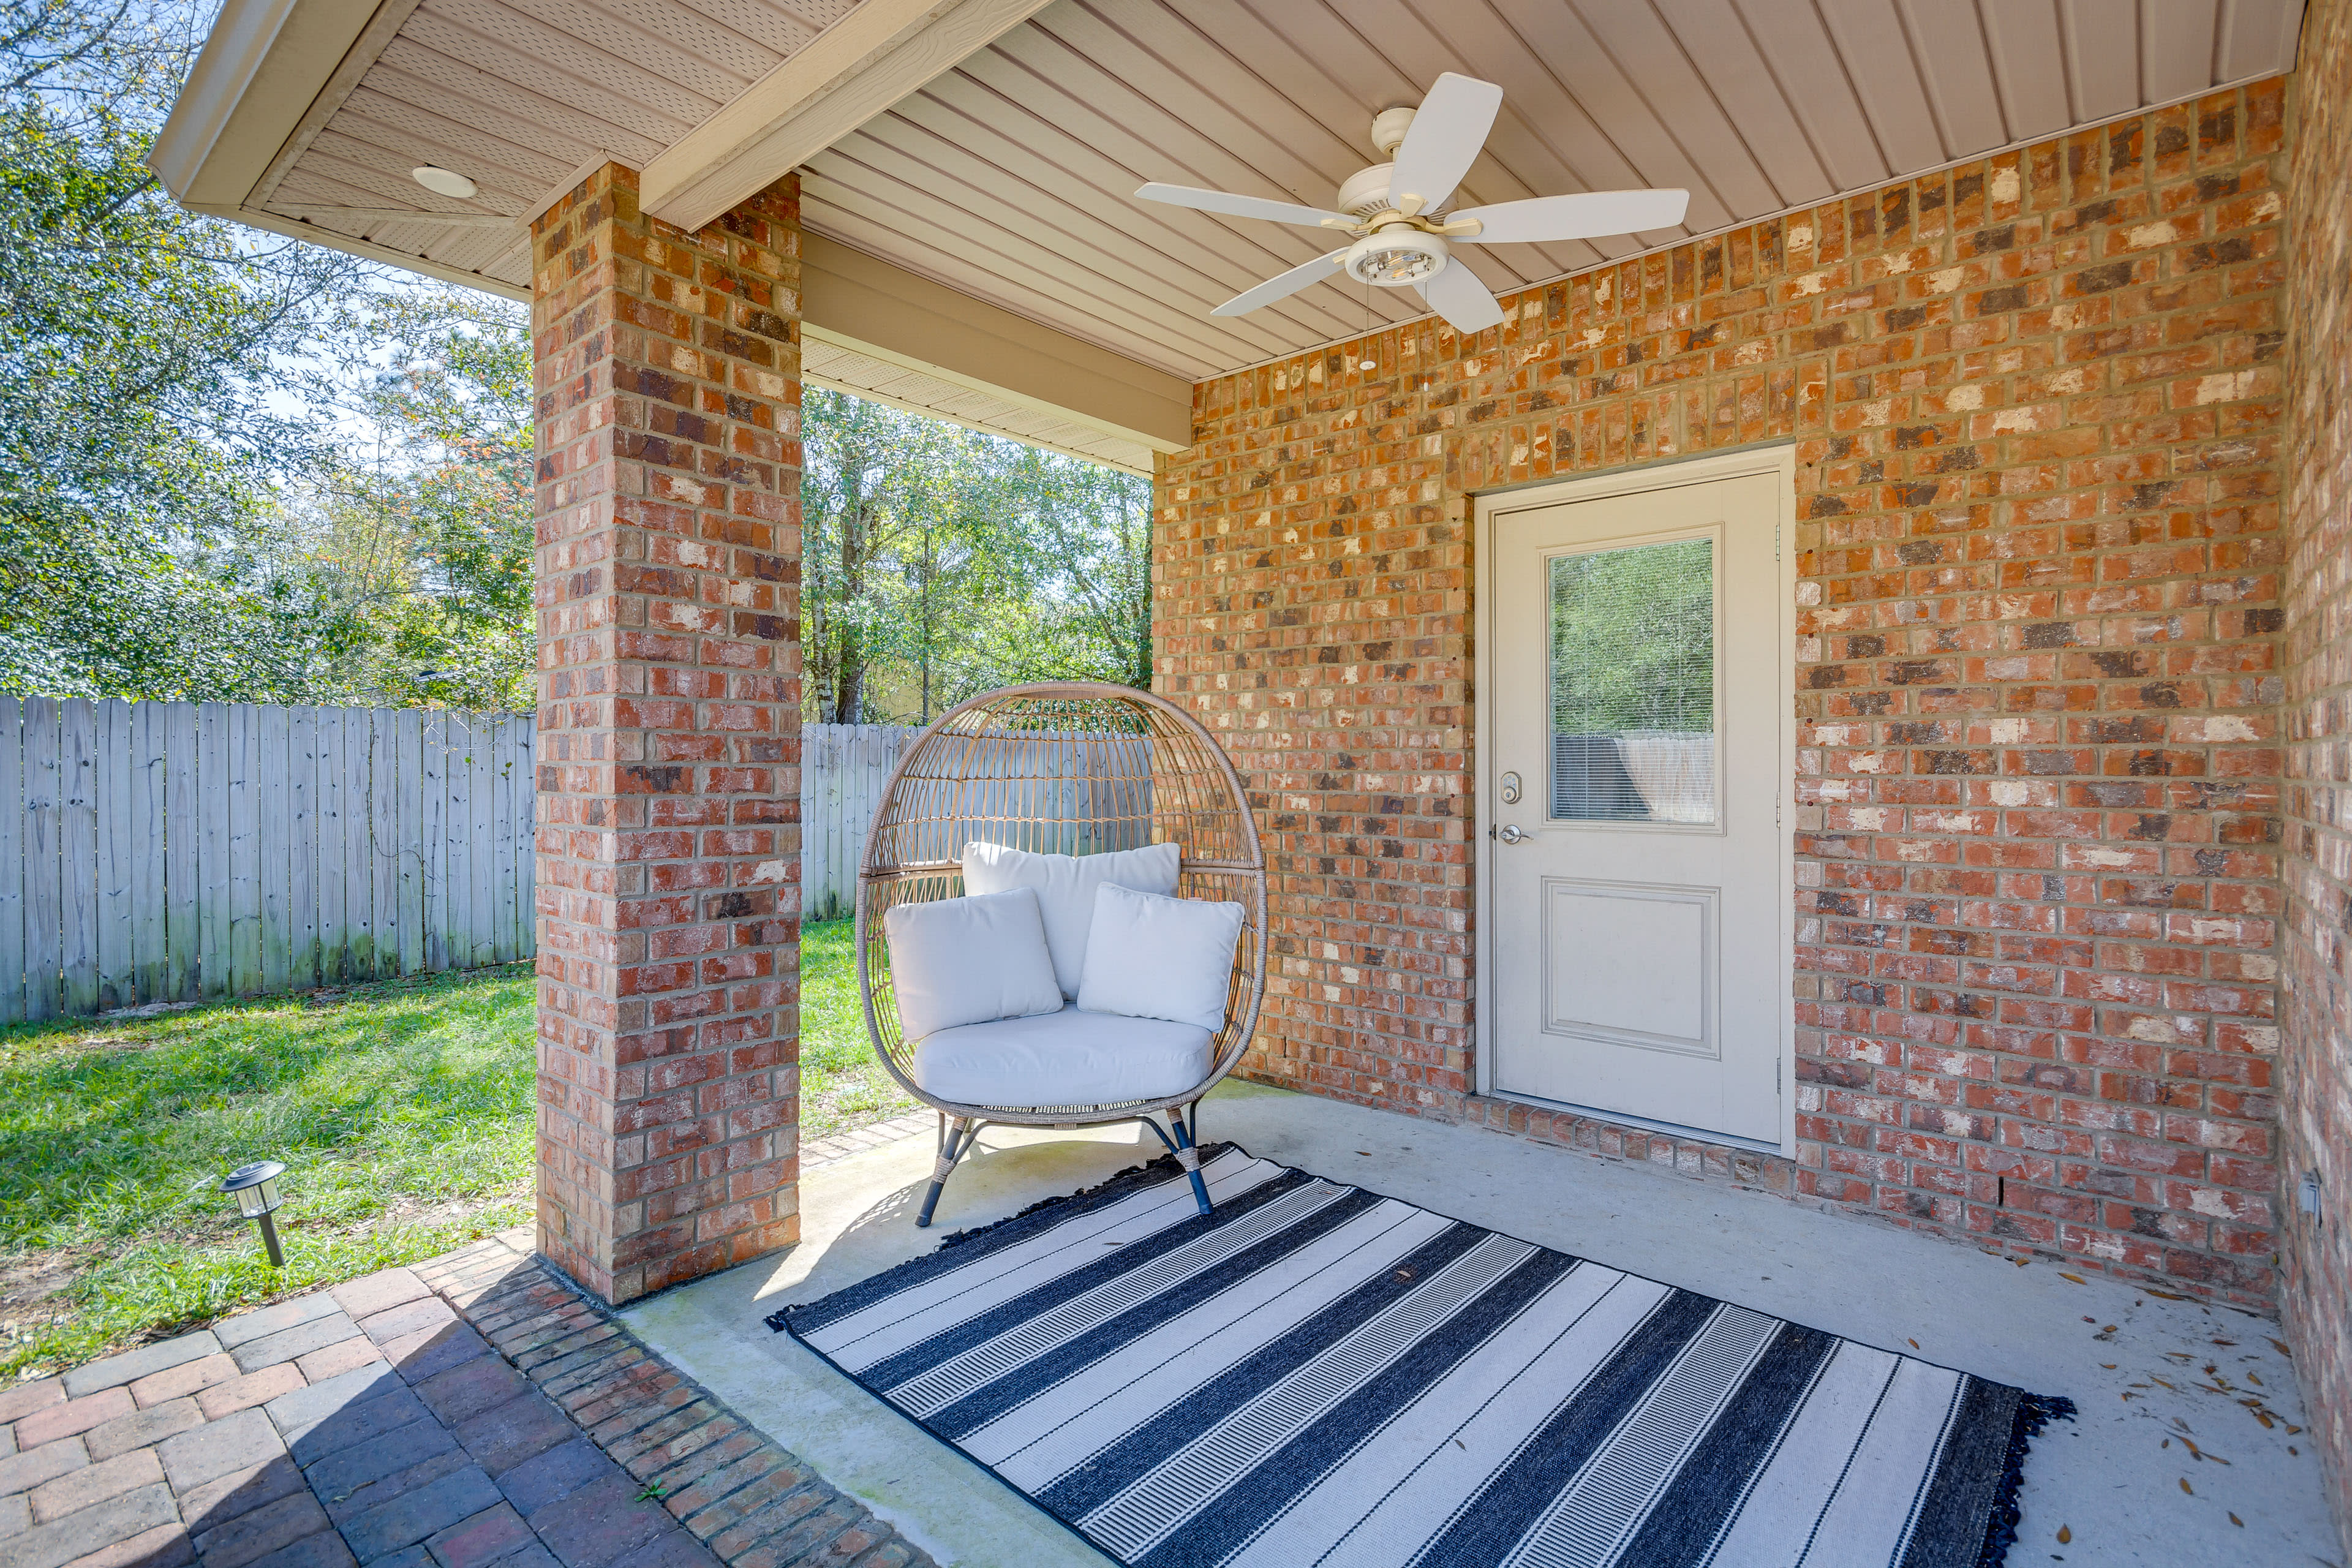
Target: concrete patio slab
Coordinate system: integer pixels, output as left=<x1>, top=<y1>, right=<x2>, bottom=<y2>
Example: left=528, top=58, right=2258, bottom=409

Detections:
left=624, top=1079, right=2342, bottom=1568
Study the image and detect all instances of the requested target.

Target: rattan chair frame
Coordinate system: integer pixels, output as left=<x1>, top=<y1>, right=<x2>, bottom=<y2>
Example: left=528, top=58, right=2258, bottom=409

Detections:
left=853, top=682, right=1268, bottom=1226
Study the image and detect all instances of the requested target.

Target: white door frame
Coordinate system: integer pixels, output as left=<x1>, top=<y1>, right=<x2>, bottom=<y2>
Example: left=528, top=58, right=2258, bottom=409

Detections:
left=1472, top=445, right=1800, bottom=1158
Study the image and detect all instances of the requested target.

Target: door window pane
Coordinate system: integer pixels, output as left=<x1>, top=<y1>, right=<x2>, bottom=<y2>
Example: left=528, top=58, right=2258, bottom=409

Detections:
left=1548, top=537, right=1717, bottom=824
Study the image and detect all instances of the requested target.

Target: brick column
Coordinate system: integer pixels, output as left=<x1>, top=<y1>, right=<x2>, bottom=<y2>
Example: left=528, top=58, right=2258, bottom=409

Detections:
left=529, top=163, right=803, bottom=1303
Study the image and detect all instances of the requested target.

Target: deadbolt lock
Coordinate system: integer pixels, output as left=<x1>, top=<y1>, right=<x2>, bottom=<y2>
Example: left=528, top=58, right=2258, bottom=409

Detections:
left=1499, top=771, right=1521, bottom=805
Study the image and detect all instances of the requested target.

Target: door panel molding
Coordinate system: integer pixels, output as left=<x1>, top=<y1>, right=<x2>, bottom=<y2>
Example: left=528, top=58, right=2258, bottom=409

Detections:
left=1473, top=445, right=1798, bottom=1156
left=1540, top=877, right=1719, bottom=1058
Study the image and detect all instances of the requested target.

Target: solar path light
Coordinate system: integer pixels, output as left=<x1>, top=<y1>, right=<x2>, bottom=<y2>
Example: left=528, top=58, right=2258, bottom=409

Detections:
left=221, top=1161, right=288, bottom=1266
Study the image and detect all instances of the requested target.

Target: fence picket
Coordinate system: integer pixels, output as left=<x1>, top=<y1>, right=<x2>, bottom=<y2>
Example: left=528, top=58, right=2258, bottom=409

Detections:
left=318, top=710, right=347, bottom=987
left=129, top=704, right=167, bottom=1004
left=288, top=707, right=318, bottom=992
left=198, top=703, right=228, bottom=1000
left=22, top=699, right=59, bottom=1022
left=162, top=703, right=197, bottom=1002
left=96, top=701, right=136, bottom=1011
left=0, top=699, right=21, bottom=1024
left=61, top=699, right=99, bottom=1016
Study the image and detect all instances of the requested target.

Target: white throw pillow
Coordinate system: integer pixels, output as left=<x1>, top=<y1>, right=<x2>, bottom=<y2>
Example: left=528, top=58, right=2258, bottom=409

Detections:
left=1076, top=881, right=1244, bottom=1033
left=961, top=840, right=1182, bottom=998
left=881, top=888, right=1063, bottom=1042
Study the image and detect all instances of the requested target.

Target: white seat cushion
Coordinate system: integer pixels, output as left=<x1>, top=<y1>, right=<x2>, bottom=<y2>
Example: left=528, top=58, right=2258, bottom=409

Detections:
left=911, top=1005, right=1213, bottom=1108
left=1077, top=881, right=1245, bottom=1032
left=881, top=888, right=1064, bottom=1041
left=962, top=840, right=1181, bottom=998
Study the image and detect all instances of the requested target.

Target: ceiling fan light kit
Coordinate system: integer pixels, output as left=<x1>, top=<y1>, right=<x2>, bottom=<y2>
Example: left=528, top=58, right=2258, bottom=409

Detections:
left=1137, top=72, right=1690, bottom=337
left=1344, top=227, right=1447, bottom=286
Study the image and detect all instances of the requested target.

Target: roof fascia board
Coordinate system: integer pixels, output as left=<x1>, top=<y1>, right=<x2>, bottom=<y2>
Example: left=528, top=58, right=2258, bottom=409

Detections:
left=641, top=0, right=1055, bottom=233
left=150, top=0, right=383, bottom=206
left=801, top=233, right=1193, bottom=454
left=183, top=202, right=533, bottom=302
left=801, top=368, right=1153, bottom=475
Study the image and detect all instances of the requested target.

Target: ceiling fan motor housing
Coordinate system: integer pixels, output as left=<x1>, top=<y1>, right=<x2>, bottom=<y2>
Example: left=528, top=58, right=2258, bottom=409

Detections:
left=1344, top=224, right=1449, bottom=287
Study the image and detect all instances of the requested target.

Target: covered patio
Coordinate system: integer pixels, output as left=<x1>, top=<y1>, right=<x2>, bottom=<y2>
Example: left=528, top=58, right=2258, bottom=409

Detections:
left=636, top=1082, right=2339, bottom=1563
left=148, top=0, right=2352, bottom=1561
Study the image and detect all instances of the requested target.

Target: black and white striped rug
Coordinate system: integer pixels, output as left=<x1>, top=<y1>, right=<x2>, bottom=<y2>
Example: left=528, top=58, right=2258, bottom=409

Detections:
left=771, top=1145, right=2072, bottom=1568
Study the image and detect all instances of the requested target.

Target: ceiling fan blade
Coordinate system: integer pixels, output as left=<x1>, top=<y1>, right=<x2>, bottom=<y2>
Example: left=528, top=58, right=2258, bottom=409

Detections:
left=1136, top=183, right=1350, bottom=229
left=1213, top=250, right=1349, bottom=316
left=1389, top=73, right=1504, bottom=215
left=1450, top=189, right=1691, bottom=244
left=1416, top=263, right=1506, bottom=334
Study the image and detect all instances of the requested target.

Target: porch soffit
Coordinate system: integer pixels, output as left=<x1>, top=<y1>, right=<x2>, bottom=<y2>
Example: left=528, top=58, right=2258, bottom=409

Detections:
left=156, top=0, right=2308, bottom=423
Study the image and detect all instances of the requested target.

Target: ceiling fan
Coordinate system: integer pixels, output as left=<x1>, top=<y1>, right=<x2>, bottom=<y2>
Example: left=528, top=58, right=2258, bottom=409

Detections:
left=1137, top=73, right=1689, bottom=335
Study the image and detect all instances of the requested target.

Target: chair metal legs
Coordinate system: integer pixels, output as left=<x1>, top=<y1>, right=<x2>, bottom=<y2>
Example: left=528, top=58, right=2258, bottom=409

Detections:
left=1166, top=1102, right=1212, bottom=1216
left=916, top=1115, right=974, bottom=1228
left=911, top=1106, right=1213, bottom=1230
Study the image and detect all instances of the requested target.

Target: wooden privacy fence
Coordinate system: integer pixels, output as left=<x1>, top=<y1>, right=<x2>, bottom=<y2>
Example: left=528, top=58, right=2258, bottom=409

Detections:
left=800, top=724, right=921, bottom=922
left=0, top=699, right=534, bottom=1023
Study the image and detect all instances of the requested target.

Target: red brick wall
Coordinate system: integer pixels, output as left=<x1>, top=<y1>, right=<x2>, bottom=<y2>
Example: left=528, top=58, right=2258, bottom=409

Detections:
left=2281, top=0, right=2352, bottom=1537
left=1161, top=84, right=2289, bottom=1308
left=531, top=165, right=804, bottom=1304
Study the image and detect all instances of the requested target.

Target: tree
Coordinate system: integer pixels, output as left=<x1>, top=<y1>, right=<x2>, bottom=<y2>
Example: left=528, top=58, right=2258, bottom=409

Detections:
left=296, top=287, right=537, bottom=709
left=0, top=0, right=368, bottom=699
left=800, top=391, right=992, bottom=723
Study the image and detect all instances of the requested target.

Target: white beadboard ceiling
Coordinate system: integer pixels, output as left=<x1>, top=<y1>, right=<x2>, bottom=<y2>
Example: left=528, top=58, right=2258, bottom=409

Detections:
left=258, top=0, right=2307, bottom=385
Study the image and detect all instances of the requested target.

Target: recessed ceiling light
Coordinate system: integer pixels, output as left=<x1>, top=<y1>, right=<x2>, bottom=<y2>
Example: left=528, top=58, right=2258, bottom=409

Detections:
left=412, top=166, right=477, bottom=199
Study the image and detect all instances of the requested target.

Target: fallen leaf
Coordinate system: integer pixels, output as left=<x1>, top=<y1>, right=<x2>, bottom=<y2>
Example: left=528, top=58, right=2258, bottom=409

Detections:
left=1453, top=1438, right=1465, bottom=1450
left=2288, top=1425, right=2302, bottom=1435
left=2147, top=1287, right=2190, bottom=1300
left=2180, top=1478, right=2193, bottom=1494
left=2212, top=1339, right=2236, bottom=1347
left=2056, top=1525, right=2071, bottom=1544
left=2248, top=1371, right=2264, bottom=1386
left=2269, top=1337, right=2292, bottom=1357
left=2060, top=1273, right=2087, bottom=1284
left=2255, top=1411, right=2275, bottom=1429
left=2013, top=1258, right=2029, bottom=1267
left=1908, top=1338, right=1920, bottom=1349
left=2228, top=1512, right=2242, bottom=1528
left=2100, top=1363, right=2117, bottom=1370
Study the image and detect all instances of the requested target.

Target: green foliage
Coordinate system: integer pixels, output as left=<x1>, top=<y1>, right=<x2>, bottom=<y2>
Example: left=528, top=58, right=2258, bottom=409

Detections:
left=297, top=288, right=537, bottom=709
left=0, top=0, right=369, bottom=700
left=801, top=388, right=1155, bottom=723
left=0, top=0, right=1148, bottom=711
left=1548, top=537, right=1716, bottom=735
left=0, top=964, right=537, bottom=1376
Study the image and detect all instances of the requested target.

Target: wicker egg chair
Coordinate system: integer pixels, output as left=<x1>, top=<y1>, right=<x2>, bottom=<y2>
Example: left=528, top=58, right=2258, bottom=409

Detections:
left=856, top=682, right=1267, bottom=1227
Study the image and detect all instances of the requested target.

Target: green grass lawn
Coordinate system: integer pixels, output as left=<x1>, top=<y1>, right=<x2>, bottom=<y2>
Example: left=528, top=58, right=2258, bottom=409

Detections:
left=798, top=917, right=919, bottom=1140
left=1, top=919, right=914, bottom=1379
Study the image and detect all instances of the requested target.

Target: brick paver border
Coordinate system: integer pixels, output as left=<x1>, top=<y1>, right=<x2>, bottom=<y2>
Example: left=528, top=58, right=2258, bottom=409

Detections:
left=1, top=1237, right=934, bottom=1568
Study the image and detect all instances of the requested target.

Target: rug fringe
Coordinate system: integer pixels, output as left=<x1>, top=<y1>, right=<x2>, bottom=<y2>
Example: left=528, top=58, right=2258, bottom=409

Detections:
left=1976, top=1391, right=2078, bottom=1567
left=761, top=1142, right=1237, bottom=1333
left=937, top=1142, right=1231, bottom=1250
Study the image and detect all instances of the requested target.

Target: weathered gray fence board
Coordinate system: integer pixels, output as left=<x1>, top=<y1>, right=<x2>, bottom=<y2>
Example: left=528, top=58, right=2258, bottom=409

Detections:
left=0, top=698, right=537, bottom=1019
left=799, top=723, right=922, bottom=922
left=163, top=704, right=197, bottom=1003
left=0, top=706, right=21, bottom=1025
left=61, top=700, right=99, bottom=1017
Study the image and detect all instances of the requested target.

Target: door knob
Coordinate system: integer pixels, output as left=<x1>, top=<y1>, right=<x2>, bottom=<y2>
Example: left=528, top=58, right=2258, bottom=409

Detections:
left=1496, top=824, right=1529, bottom=845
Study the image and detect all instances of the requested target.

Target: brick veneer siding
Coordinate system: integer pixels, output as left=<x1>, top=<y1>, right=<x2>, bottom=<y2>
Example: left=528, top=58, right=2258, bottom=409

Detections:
left=2281, top=0, right=2352, bottom=1544
left=531, top=164, right=804, bottom=1305
left=1161, top=83, right=2289, bottom=1308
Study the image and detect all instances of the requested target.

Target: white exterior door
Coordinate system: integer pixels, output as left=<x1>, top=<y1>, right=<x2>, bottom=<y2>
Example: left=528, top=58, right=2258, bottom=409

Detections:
left=1482, top=461, right=1791, bottom=1147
